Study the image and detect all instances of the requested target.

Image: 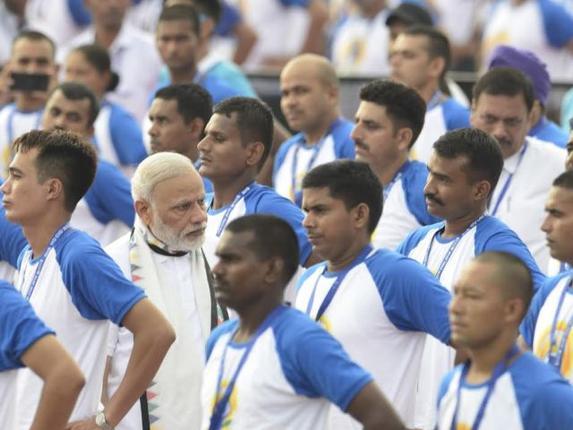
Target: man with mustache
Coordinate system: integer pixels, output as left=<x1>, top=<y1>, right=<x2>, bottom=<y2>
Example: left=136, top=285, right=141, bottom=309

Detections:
left=352, top=79, right=439, bottom=249
left=397, top=128, right=544, bottom=430
left=104, top=152, right=223, bottom=430
left=274, top=54, right=354, bottom=207
left=470, top=67, right=565, bottom=271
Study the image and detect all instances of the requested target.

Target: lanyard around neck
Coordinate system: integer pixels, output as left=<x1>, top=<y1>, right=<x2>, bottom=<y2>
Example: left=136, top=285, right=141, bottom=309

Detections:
left=214, top=182, right=254, bottom=237
left=490, top=143, right=528, bottom=216
left=548, top=278, right=573, bottom=370
left=450, top=344, right=520, bottom=430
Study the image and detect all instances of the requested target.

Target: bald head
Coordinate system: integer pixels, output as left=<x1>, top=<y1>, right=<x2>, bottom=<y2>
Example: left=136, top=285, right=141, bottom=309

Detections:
left=281, top=54, right=339, bottom=90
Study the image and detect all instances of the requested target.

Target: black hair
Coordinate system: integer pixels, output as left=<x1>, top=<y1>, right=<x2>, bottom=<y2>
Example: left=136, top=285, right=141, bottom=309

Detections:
left=192, top=0, right=222, bottom=24
left=553, top=170, right=573, bottom=190
left=12, top=30, right=56, bottom=59
left=401, top=25, right=450, bottom=84
left=213, top=97, right=273, bottom=169
left=51, top=82, right=100, bottom=127
left=154, top=83, right=213, bottom=126
left=473, top=67, right=535, bottom=113
left=359, top=79, right=426, bottom=147
left=226, top=214, right=299, bottom=284
left=70, top=44, right=119, bottom=92
left=433, top=128, right=503, bottom=194
left=302, top=160, right=383, bottom=233
left=158, top=4, right=200, bottom=36
left=12, top=129, right=97, bottom=212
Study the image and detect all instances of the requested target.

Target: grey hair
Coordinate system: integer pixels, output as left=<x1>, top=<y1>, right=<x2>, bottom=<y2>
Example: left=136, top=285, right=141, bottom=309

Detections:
left=131, top=152, right=196, bottom=202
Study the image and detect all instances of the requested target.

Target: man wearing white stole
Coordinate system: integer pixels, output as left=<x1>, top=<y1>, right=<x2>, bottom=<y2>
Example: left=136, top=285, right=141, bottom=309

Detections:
left=104, top=152, right=226, bottom=430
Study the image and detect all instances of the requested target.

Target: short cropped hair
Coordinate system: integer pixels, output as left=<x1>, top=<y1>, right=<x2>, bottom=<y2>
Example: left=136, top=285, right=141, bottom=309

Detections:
left=473, top=67, right=535, bottom=113
left=213, top=97, right=273, bottom=169
left=401, top=25, right=450, bottom=83
left=473, top=251, right=533, bottom=316
left=433, top=128, right=503, bottom=194
left=225, top=215, right=299, bottom=284
left=553, top=170, right=573, bottom=190
left=154, top=83, right=213, bottom=126
left=158, top=4, right=200, bottom=36
left=359, top=79, right=426, bottom=147
left=52, top=82, right=100, bottom=127
left=191, top=0, right=222, bottom=23
left=132, top=152, right=196, bottom=202
left=12, top=130, right=97, bottom=212
left=302, top=160, right=382, bottom=233
left=70, top=44, right=119, bottom=92
left=12, top=30, right=56, bottom=59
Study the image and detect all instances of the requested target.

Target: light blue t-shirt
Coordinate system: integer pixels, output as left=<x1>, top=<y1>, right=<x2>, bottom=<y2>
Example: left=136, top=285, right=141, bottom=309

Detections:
left=437, top=352, right=573, bottom=430
left=202, top=305, right=372, bottom=430
left=529, top=116, right=568, bottom=148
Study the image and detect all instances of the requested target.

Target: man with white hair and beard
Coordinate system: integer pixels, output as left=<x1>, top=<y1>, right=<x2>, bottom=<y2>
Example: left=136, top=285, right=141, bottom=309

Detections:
left=104, top=152, right=225, bottom=430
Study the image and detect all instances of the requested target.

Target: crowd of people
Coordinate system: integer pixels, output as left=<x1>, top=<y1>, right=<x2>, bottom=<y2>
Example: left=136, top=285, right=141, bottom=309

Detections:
left=2, top=0, right=573, bottom=429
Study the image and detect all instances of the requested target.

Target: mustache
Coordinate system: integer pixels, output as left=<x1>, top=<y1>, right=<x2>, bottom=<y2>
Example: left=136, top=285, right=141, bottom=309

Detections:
left=354, top=139, right=369, bottom=151
left=425, top=193, right=444, bottom=206
left=183, top=222, right=207, bottom=236
left=494, top=136, right=512, bottom=147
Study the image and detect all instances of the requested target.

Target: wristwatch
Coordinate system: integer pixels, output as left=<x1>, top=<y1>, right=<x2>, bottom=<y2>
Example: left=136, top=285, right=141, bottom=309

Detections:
left=95, top=411, right=113, bottom=430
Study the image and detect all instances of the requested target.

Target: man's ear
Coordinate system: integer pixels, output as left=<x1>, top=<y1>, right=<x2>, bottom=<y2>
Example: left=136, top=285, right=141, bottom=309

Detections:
left=44, top=177, right=64, bottom=202
left=245, top=141, right=265, bottom=168
left=135, top=199, right=152, bottom=225
left=352, top=202, right=370, bottom=230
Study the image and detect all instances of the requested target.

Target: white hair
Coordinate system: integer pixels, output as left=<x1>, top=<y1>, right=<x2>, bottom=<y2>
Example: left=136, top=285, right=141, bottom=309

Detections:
left=131, top=152, right=197, bottom=202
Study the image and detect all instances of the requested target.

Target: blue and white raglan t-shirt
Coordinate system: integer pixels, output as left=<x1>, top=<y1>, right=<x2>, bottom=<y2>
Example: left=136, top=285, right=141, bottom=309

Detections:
left=529, top=116, right=568, bottom=148
left=204, top=183, right=312, bottom=269
left=397, top=215, right=545, bottom=430
left=94, top=100, right=147, bottom=172
left=373, top=160, right=439, bottom=250
left=70, top=160, right=135, bottom=245
left=411, top=97, right=470, bottom=163
left=0, top=282, right=53, bottom=430
left=437, top=352, right=573, bottom=430
left=273, top=118, right=355, bottom=206
left=482, top=0, right=573, bottom=81
left=14, top=228, right=145, bottom=429
left=201, top=306, right=373, bottom=430
left=0, top=199, right=27, bottom=283
left=294, top=248, right=451, bottom=428
left=521, top=271, right=573, bottom=382
left=0, top=104, right=42, bottom=177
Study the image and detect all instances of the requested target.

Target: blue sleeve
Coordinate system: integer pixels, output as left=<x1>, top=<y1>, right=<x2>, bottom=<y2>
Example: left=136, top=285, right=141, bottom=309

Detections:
left=402, top=162, right=441, bottom=226
left=215, top=2, right=241, bottom=37
left=67, top=0, right=92, bottom=26
left=295, top=263, right=325, bottom=291
left=0, top=283, right=53, bottom=370
left=0, top=208, right=27, bottom=268
left=58, top=235, right=145, bottom=324
left=369, top=253, right=451, bottom=343
left=205, top=320, right=237, bottom=361
left=272, top=138, right=296, bottom=184
left=276, top=312, right=372, bottom=411
left=475, top=219, right=546, bottom=293
left=83, top=161, right=135, bottom=227
left=519, top=274, right=566, bottom=347
left=200, top=75, right=247, bottom=104
left=539, top=0, right=573, bottom=48
left=246, top=188, right=312, bottom=265
left=523, top=375, right=573, bottom=430
left=279, top=0, right=310, bottom=6
left=108, top=105, right=147, bottom=166
left=332, top=120, right=355, bottom=159
left=442, top=99, right=470, bottom=131
left=395, top=224, right=438, bottom=255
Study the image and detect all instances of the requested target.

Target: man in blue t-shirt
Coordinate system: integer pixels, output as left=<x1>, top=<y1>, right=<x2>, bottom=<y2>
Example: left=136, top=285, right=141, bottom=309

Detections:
left=0, top=281, right=84, bottom=430
left=437, top=251, right=573, bottom=429
left=203, top=214, right=406, bottom=430
left=1, top=129, right=175, bottom=429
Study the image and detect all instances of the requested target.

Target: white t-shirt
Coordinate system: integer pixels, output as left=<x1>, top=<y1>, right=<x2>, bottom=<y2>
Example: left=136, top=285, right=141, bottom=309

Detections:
left=202, top=306, right=372, bottom=430
left=14, top=228, right=145, bottom=429
left=295, top=248, right=451, bottom=428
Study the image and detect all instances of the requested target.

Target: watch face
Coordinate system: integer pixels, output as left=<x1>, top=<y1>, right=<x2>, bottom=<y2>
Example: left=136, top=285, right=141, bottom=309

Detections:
left=95, top=412, right=106, bottom=426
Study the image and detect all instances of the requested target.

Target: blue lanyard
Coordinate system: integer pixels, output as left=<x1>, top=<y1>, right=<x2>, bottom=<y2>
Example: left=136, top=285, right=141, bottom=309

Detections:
left=548, top=278, right=573, bottom=370
left=450, top=344, right=520, bottom=430
left=305, top=245, right=373, bottom=321
left=490, top=143, right=528, bottom=216
left=22, top=223, right=70, bottom=300
left=7, top=106, right=42, bottom=145
left=290, top=120, right=340, bottom=205
left=214, top=182, right=254, bottom=237
left=209, top=305, right=286, bottom=430
left=383, top=161, right=411, bottom=201
left=422, top=216, right=484, bottom=280
left=560, top=262, right=571, bottom=274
